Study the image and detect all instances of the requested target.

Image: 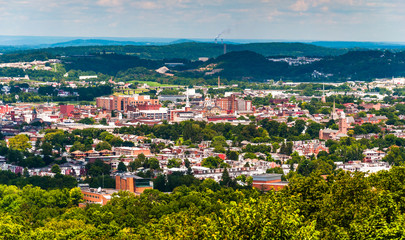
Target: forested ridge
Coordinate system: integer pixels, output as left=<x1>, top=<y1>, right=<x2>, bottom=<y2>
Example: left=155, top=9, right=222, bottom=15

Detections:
left=1, top=43, right=405, bottom=82
left=2, top=167, right=405, bottom=239
left=0, top=42, right=344, bottom=60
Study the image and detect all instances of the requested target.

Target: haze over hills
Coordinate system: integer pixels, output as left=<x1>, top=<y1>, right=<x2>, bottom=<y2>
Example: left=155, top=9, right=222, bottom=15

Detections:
left=1, top=35, right=405, bottom=52
left=32, top=42, right=345, bottom=60
left=311, top=41, right=405, bottom=49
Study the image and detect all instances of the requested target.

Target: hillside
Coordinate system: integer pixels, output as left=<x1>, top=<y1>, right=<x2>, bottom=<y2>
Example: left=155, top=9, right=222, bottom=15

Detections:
left=204, top=50, right=405, bottom=81
left=232, top=42, right=343, bottom=57
left=2, top=43, right=405, bottom=82
left=209, top=51, right=289, bottom=80
left=24, top=42, right=347, bottom=60
left=64, top=54, right=163, bottom=75
left=311, top=41, right=405, bottom=49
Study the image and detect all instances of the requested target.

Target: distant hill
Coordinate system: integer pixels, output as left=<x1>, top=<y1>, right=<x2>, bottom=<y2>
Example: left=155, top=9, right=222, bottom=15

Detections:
left=48, top=39, right=148, bottom=47
left=205, top=50, right=405, bottom=81
left=30, top=42, right=347, bottom=60
left=232, top=42, right=343, bottom=57
left=311, top=41, right=405, bottom=49
left=207, top=51, right=289, bottom=80
left=169, top=39, right=196, bottom=44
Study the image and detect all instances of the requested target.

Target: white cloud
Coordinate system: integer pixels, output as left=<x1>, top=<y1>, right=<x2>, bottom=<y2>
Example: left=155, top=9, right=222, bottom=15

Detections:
left=132, top=1, right=162, bottom=10
left=267, top=10, right=283, bottom=21
left=97, top=0, right=124, bottom=7
left=290, top=0, right=309, bottom=11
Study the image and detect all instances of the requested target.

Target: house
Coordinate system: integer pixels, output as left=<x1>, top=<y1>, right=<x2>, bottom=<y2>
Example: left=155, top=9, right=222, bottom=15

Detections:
left=360, top=103, right=381, bottom=111
left=363, top=149, right=386, bottom=162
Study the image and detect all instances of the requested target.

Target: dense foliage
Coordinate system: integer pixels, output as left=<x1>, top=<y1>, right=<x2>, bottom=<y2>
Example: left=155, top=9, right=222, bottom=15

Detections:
left=2, top=168, right=405, bottom=239
left=0, top=170, right=77, bottom=190
left=3, top=42, right=405, bottom=83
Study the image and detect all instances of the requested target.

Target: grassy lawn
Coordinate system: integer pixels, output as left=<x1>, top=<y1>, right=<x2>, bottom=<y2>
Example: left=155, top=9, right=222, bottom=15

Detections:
left=128, top=80, right=180, bottom=87
left=51, top=100, right=96, bottom=105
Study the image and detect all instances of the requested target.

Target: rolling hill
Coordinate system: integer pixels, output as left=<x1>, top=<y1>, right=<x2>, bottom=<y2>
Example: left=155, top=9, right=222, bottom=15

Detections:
left=25, top=42, right=347, bottom=60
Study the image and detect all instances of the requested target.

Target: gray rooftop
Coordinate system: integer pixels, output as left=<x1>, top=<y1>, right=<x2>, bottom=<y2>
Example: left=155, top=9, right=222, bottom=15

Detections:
left=252, top=174, right=282, bottom=182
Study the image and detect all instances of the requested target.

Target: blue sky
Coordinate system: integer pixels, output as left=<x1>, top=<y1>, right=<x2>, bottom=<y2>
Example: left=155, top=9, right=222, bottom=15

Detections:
left=1, top=0, right=404, bottom=41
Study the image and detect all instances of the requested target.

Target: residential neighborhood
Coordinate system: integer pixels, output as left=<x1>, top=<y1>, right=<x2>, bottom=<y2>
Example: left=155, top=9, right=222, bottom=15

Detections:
left=1, top=77, right=404, bottom=205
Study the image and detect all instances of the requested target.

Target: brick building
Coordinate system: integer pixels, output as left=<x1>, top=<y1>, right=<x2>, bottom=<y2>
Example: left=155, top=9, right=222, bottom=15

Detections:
left=96, top=95, right=159, bottom=112
left=60, top=105, right=75, bottom=116
left=215, top=94, right=252, bottom=114
left=319, top=113, right=349, bottom=141
left=113, top=147, right=151, bottom=157
left=115, top=175, right=153, bottom=194
left=80, top=175, right=153, bottom=206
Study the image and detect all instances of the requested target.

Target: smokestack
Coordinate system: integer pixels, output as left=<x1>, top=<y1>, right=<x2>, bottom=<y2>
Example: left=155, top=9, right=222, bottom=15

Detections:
left=218, top=76, right=220, bottom=88
left=224, top=44, right=227, bottom=55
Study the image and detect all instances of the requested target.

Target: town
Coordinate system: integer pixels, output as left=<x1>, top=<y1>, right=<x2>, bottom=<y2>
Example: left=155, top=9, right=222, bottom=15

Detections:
left=2, top=0, right=405, bottom=237
left=1, top=75, right=403, bottom=205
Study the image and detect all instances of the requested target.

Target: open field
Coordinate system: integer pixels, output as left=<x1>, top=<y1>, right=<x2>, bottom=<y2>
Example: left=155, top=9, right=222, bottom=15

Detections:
left=128, top=80, right=180, bottom=87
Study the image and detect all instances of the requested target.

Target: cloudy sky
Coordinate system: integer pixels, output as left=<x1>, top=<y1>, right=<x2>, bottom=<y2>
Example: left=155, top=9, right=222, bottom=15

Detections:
left=0, top=0, right=404, bottom=41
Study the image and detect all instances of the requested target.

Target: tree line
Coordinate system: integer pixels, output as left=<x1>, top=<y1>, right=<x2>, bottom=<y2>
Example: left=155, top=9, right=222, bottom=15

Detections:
left=2, top=167, right=405, bottom=239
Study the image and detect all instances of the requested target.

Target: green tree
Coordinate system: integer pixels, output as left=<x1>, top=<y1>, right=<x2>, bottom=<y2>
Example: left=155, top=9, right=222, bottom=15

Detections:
left=69, top=187, right=83, bottom=205
left=69, top=141, right=86, bottom=152
left=100, top=118, right=108, bottom=125
left=78, top=117, right=95, bottom=125
left=8, top=134, right=31, bottom=151
left=226, top=150, right=239, bottom=160
left=51, top=164, right=61, bottom=175
left=41, top=142, right=53, bottom=156
left=117, top=161, right=127, bottom=172
left=149, top=158, right=160, bottom=170
left=383, top=146, right=405, bottom=166
left=220, top=168, right=232, bottom=187
left=95, top=141, right=112, bottom=151
left=86, top=159, right=111, bottom=177
left=211, top=136, right=228, bottom=153
left=266, top=167, right=284, bottom=174
left=202, top=156, right=227, bottom=169
left=167, top=158, right=181, bottom=168
left=23, top=167, right=29, bottom=177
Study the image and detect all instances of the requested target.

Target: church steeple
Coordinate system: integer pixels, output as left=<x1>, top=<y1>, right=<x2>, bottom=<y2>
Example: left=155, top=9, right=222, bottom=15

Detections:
left=32, top=107, right=37, bottom=120
left=331, top=99, right=339, bottom=121
left=321, top=83, right=326, bottom=103
left=185, top=87, right=190, bottom=111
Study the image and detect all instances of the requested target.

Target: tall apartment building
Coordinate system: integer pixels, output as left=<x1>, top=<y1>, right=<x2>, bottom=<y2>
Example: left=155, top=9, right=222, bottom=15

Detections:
left=60, top=105, right=75, bottom=115
left=215, top=94, right=252, bottom=114
left=96, top=95, right=159, bottom=112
